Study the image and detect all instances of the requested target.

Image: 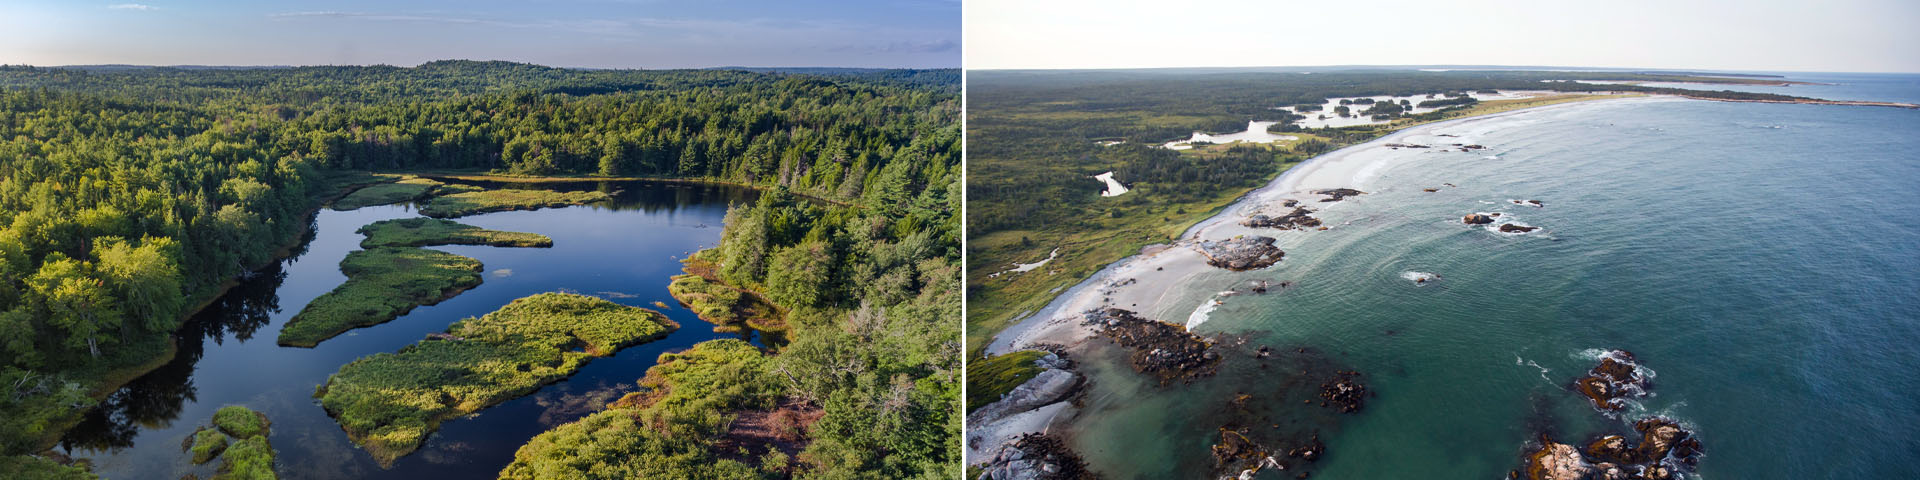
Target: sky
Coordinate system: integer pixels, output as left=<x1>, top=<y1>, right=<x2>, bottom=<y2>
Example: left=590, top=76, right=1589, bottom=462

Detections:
left=0, top=0, right=959, bottom=68
left=967, top=0, right=1920, bottom=73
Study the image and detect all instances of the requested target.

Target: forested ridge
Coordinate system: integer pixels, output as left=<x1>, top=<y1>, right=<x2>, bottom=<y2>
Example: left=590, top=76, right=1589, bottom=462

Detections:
left=0, top=61, right=958, bottom=478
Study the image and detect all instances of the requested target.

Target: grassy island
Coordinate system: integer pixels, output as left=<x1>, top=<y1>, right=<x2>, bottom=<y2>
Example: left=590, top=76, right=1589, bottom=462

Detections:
left=667, top=251, right=787, bottom=341
left=316, top=293, right=677, bottom=466
left=418, top=189, right=610, bottom=218
left=500, top=338, right=787, bottom=479
left=276, top=247, right=484, bottom=348
left=184, top=406, right=276, bottom=479
left=332, top=177, right=461, bottom=211
left=965, top=350, right=1049, bottom=413
left=357, top=218, right=553, bottom=249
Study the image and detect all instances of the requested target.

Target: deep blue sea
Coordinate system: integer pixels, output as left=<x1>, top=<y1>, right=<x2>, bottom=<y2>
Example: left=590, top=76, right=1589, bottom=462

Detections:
left=1064, top=74, right=1920, bottom=479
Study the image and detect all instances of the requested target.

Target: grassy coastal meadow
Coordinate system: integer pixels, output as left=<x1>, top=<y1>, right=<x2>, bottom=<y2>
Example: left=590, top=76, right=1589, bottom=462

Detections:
left=0, top=62, right=959, bottom=478
left=964, top=68, right=1920, bottom=479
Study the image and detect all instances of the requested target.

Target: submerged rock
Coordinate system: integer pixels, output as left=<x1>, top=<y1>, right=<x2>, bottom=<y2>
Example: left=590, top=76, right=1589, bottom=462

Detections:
left=1083, top=308, right=1219, bottom=384
left=1196, top=236, right=1285, bottom=271
left=1500, top=223, right=1540, bottom=233
left=1318, top=371, right=1369, bottom=413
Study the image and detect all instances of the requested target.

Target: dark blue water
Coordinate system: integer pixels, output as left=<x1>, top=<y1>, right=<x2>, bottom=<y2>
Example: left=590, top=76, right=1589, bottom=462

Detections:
left=1066, top=74, right=1920, bottom=478
left=60, top=181, right=759, bottom=479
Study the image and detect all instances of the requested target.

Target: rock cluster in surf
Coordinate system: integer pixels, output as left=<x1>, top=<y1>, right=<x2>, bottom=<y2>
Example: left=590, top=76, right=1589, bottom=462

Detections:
left=1318, top=371, right=1370, bottom=413
left=1517, top=351, right=1704, bottom=480
left=1242, top=207, right=1323, bottom=230
left=1313, top=188, right=1366, bottom=202
left=1196, top=236, right=1284, bottom=271
left=1083, top=308, right=1219, bottom=384
left=1573, top=351, right=1649, bottom=412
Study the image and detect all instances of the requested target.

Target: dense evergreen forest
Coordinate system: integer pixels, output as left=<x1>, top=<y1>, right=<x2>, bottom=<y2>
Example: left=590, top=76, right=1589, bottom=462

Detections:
left=0, top=61, right=958, bottom=478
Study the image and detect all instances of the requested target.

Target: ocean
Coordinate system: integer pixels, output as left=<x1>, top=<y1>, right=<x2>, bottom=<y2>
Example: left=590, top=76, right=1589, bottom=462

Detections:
left=1058, top=74, right=1920, bottom=479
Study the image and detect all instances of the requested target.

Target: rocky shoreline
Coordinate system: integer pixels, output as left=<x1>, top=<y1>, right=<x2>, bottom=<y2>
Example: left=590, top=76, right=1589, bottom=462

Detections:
left=1196, top=236, right=1285, bottom=271
left=1084, top=308, right=1220, bottom=384
left=1518, top=351, right=1702, bottom=480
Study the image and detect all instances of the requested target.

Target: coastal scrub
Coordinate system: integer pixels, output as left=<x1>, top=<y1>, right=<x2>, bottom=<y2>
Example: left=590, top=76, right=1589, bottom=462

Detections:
left=418, top=189, right=610, bottom=218
left=316, top=293, right=677, bottom=466
left=276, top=248, right=484, bottom=347
left=965, top=350, right=1048, bottom=413
left=500, top=339, right=783, bottom=479
left=667, top=252, right=787, bottom=340
left=356, top=218, right=553, bottom=249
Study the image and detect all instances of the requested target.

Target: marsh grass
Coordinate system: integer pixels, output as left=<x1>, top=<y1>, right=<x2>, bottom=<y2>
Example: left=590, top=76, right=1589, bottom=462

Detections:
left=276, top=247, right=483, bottom=348
left=356, top=218, right=552, bottom=249
left=668, top=254, right=787, bottom=340
left=188, top=428, right=227, bottom=465
left=316, top=293, right=677, bottom=466
left=176, top=406, right=275, bottom=479
left=499, top=339, right=780, bottom=479
left=213, top=405, right=270, bottom=439
left=331, top=177, right=448, bottom=211
left=216, top=435, right=274, bottom=480
left=418, top=189, right=610, bottom=218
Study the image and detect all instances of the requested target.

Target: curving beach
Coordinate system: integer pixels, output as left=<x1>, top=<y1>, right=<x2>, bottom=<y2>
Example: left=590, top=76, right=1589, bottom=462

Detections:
left=986, top=96, right=1659, bottom=356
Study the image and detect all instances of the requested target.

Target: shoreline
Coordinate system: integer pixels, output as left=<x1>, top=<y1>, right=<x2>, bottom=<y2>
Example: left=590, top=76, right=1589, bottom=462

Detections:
left=985, top=95, right=1667, bottom=355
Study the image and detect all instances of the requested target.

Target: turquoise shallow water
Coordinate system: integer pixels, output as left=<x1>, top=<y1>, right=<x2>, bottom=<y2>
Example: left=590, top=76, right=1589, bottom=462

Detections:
left=1065, top=76, right=1920, bottom=479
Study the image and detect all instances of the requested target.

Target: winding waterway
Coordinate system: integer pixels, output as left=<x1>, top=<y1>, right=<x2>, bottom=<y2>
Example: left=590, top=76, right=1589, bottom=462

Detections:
left=60, top=180, right=760, bottom=479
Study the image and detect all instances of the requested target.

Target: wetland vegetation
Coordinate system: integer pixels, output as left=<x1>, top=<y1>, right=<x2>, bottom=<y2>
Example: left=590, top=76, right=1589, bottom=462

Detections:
left=356, top=218, right=552, bottom=249
left=315, top=292, right=677, bottom=466
left=275, top=247, right=484, bottom=348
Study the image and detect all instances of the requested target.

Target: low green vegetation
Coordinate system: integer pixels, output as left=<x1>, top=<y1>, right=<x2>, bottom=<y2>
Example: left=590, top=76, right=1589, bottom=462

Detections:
left=500, top=339, right=783, bottom=479
left=188, top=427, right=228, bottom=464
left=213, top=405, right=270, bottom=439
left=0, top=455, right=97, bottom=479
left=356, top=218, right=552, bottom=248
left=331, top=177, right=453, bottom=210
left=668, top=252, right=787, bottom=340
left=316, top=292, right=677, bottom=466
left=418, top=189, right=611, bottom=218
left=277, top=247, right=483, bottom=347
left=181, top=406, right=275, bottom=479
left=217, top=435, right=275, bottom=480
left=0, top=62, right=957, bottom=473
left=965, top=350, right=1049, bottom=413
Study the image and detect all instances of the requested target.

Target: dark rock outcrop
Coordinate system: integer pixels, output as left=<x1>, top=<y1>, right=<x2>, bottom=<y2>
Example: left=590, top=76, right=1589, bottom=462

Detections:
left=1084, top=309, right=1219, bottom=384
left=1313, top=188, right=1366, bottom=202
left=1500, top=223, right=1539, bottom=233
left=1464, top=213, right=1495, bottom=224
left=1243, top=207, right=1322, bottom=230
left=1196, top=236, right=1284, bottom=271
left=977, top=433, right=1099, bottom=480
left=1574, top=351, right=1648, bottom=412
left=1318, top=371, right=1369, bottom=413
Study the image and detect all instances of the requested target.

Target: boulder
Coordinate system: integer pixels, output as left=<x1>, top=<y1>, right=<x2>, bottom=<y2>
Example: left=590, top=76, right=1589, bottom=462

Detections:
left=1463, top=214, right=1494, bottom=225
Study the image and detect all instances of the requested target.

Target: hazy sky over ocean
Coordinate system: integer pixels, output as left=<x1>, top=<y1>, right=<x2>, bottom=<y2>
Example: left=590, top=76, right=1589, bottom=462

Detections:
left=967, top=0, right=1920, bottom=73
left=0, top=0, right=959, bottom=68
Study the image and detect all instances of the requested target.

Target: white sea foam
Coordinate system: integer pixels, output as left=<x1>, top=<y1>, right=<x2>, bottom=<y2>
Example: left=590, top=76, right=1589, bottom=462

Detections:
left=1187, top=296, right=1224, bottom=329
left=1400, top=271, right=1440, bottom=285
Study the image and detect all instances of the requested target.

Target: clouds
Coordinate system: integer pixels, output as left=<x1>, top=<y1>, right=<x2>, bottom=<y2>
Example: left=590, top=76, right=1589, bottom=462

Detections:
left=107, top=3, right=156, bottom=10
